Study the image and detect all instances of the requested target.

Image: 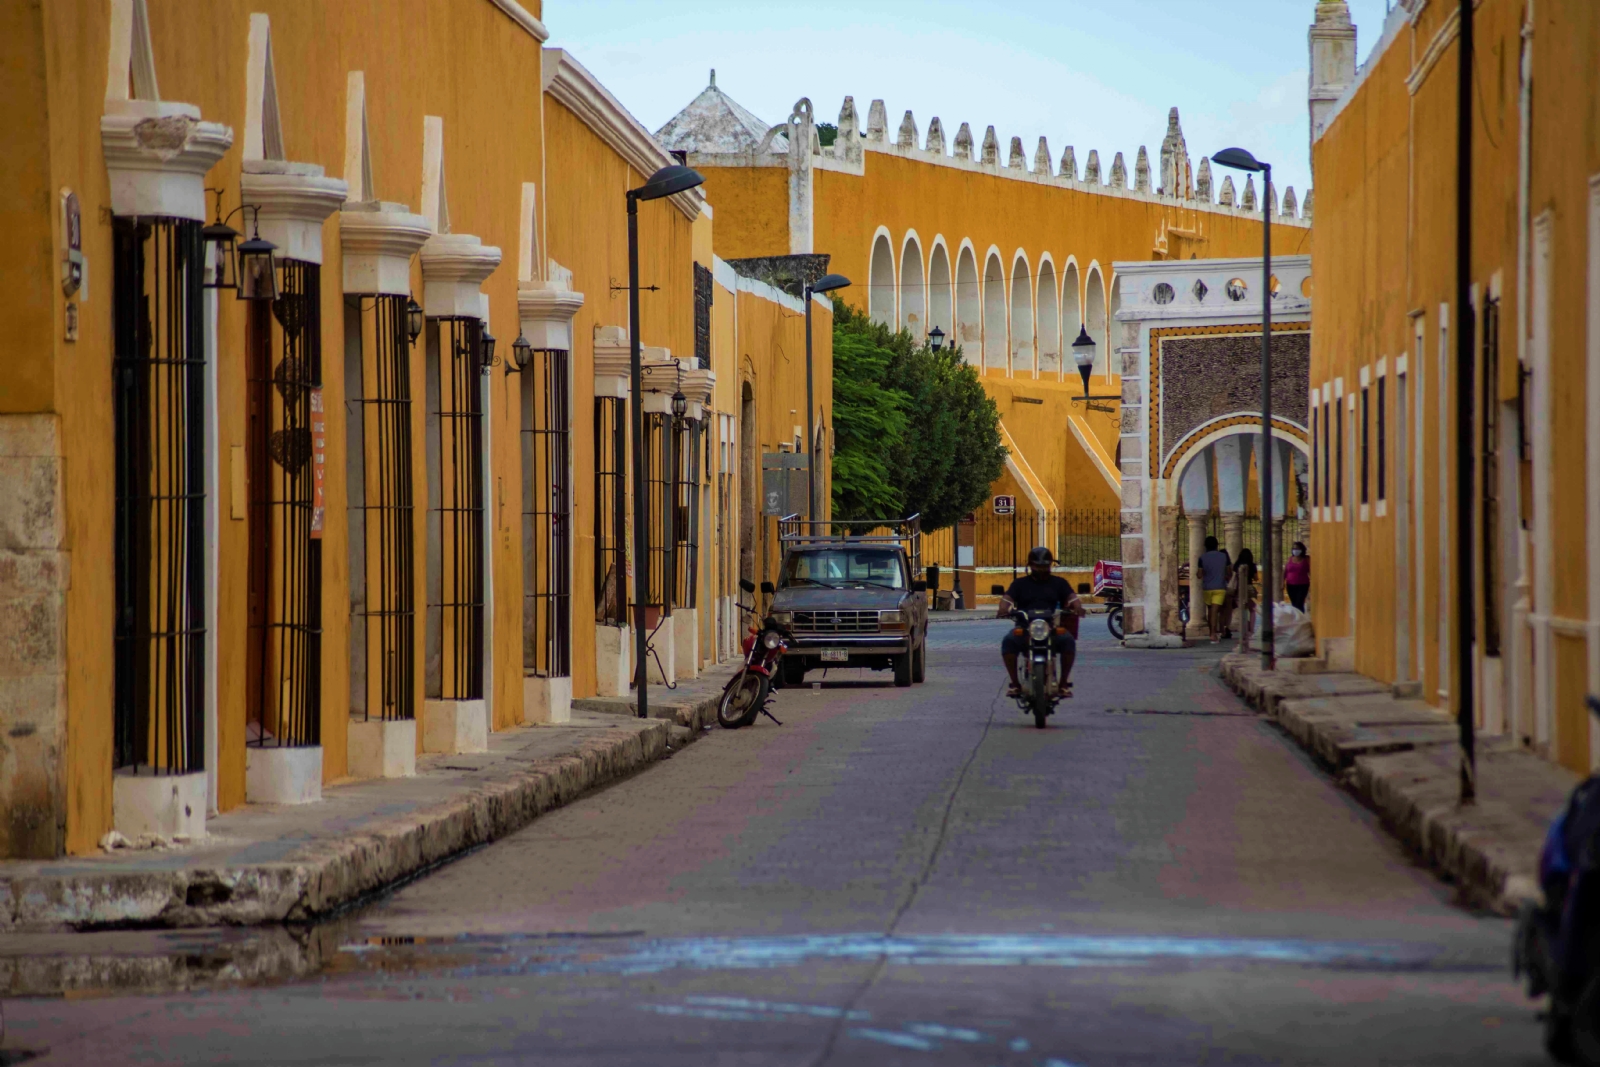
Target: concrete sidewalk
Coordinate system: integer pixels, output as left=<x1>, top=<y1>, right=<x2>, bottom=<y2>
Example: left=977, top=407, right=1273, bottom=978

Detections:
left=1, top=664, right=739, bottom=933
left=1220, top=653, right=1574, bottom=914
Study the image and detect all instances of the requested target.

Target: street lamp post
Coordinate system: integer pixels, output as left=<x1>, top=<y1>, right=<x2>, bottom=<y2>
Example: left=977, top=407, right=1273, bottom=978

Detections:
left=626, top=164, right=704, bottom=720
left=928, top=325, right=945, bottom=352
left=804, top=273, right=851, bottom=532
left=1071, top=324, right=1097, bottom=397
left=1211, top=147, right=1275, bottom=671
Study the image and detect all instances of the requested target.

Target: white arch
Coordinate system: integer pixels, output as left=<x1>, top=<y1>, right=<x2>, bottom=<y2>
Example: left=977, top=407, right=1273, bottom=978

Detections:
left=1106, top=271, right=1123, bottom=385
left=982, top=246, right=1007, bottom=371
left=955, top=241, right=981, bottom=363
left=899, top=229, right=925, bottom=337
left=1169, top=423, right=1312, bottom=491
left=1009, top=250, right=1034, bottom=376
left=1084, top=262, right=1106, bottom=377
left=927, top=236, right=953, bottom=346
left=868, top=226, right=895, bottom=327
left=1061, top=258, right=1081, bottom=351
left=1036, top=253, right=1060, bottom=378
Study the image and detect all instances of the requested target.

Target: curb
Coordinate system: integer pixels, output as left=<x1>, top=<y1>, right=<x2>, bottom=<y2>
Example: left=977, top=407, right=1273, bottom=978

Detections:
left=1, top=718, right=688, bottom=932
left=1217, top=653, right=1569, bottom=915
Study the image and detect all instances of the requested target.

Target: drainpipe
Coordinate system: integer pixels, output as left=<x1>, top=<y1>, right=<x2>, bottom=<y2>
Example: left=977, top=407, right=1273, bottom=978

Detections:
left=1456, top=0, right=1477, bottom=803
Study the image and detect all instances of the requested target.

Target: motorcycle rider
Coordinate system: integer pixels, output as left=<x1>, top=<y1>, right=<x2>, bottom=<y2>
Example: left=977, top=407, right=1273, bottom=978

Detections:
left=997, top=546, right=1086, bottom=698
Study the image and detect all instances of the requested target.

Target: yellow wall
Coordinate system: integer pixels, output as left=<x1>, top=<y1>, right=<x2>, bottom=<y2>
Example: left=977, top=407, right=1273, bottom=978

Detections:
left=1310, top=0, right=1600, bottom=773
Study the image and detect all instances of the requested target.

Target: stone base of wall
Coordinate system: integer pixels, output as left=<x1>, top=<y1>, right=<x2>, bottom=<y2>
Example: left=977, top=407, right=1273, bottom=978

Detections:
left=0, top=414, right=67, bottom=859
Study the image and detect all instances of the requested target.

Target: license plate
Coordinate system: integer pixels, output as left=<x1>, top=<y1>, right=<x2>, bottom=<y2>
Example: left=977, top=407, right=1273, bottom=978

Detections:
left=821, top=649, right=848, bottom=662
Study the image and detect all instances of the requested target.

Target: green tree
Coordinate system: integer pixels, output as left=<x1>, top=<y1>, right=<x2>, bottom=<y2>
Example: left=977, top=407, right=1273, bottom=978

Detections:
left=829, top=303, right=1006, bottom=531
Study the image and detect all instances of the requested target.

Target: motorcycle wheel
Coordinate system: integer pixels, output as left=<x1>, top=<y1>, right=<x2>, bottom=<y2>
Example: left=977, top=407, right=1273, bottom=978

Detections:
left=717, top=669, right=766, bottom=729
left=1107, top=605, right=1125, bottom=640
left=1179, top=602, right=1190, bottom=626
left=1031, top=657, right=1049, bottom=729
left=1568, top=974, right=1600, bottom=1066
left=1547, top=998, right=1579, bottom=1065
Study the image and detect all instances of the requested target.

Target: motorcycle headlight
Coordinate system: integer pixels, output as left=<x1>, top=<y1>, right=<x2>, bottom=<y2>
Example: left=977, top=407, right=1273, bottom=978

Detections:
left=771, top=610, right=793, bottom=626
left=1028, top=618, right=1051, bottom=641
left=878, top=609, right=905, bottom=626
left=762, top=631, right=782, bottom=649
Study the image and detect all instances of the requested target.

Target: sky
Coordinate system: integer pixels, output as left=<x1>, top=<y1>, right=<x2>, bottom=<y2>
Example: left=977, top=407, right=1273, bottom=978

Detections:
left=543, top=0, right=1395, bottom=204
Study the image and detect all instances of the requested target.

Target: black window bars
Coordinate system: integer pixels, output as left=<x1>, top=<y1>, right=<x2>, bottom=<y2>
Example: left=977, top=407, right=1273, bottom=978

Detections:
left=112, top=216, right=207, bottom=775
left=344, top=294, right=416, bottom=722
left=425, top=318, right=486, bottom=702
left=644, top=411, right=676, bottom=620
left=247, top=260, right=322, bottom=748
left=675, top=418, right=703, bottom=610
left=521, top=347, right=572, bottom=679
left=594, top=395, right=627, bottom=626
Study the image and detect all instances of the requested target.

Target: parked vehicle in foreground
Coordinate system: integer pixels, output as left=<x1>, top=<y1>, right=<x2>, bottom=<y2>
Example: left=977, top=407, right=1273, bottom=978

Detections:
left=768, top=515, right=929, bottom=688
left=717, top=578, right=788, bottom=729
left=1094, top=559, right=1125, bottom=640
left=1010, top=607, right=1062, bottom=729
left=1516, top=696, right=1600, bottom=1064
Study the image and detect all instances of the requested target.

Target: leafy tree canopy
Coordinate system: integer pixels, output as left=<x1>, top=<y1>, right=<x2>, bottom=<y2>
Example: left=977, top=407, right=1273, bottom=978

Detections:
left=829, top=303, right=1006, bottom=531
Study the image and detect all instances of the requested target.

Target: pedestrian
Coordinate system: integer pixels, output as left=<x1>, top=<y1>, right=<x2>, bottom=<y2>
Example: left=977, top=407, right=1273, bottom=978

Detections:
left=1231, top=548, right=1259, bottom=653
left=1197, top=535, right=1232, bottom=644
left=1285, top=541, right=1311, bottom=612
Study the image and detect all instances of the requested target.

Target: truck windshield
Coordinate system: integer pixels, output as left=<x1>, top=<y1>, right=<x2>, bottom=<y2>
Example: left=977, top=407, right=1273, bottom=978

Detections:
left=784, top=549, right=905, bottom=589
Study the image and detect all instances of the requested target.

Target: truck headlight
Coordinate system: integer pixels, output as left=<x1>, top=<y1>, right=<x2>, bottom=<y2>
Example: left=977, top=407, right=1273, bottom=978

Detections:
left=1028, top=618, right=1051, bottom=641
left=878, top=609, right=905, bottom=626
left=771, top=610, right=793, bottom=626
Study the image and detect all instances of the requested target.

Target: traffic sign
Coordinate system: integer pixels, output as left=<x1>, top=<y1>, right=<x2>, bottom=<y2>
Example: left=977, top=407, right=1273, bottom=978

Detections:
left=993, top=495, right=1016, bottom=516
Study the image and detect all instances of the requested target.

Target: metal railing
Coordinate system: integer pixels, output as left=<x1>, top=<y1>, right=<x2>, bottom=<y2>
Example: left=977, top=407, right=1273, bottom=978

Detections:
left=112, top=216, right=207, bottom=774
left=593, top=396, right=627, bottom=625
left=426, top=317, right=486, bottom=702
left=522, top=347, right=571, bottom=680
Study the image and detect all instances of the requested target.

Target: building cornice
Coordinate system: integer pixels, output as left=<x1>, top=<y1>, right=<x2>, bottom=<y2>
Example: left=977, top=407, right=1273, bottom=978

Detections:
left=517, top=279, right=586, bottom=351
left=541, top=47, right=704, bottom=221
left=485, top=0, right=548, bottom=42
left=420, top=232, right=503, bottom=318
left=339, top=201, right=431, bottom=296
left=240, top=162, right=348, bottom=266
left=101, top=103, right=234, bottom=221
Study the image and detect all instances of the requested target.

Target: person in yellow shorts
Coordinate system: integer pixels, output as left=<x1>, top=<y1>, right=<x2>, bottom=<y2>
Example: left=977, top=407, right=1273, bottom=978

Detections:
left=1196, top=535, right=1233, bottom=644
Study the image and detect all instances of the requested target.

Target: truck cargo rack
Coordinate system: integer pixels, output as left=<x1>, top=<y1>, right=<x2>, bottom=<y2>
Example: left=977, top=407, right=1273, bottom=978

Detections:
left=777, top=514, right=922, bottom=583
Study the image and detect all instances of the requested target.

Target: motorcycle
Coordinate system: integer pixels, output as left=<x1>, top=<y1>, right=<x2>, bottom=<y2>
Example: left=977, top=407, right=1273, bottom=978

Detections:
left=1010, top=608, right=1062, bottom=729
left=1093, top=560, right=1125, bottom=640
left=717, top=578, right=788, bottom=730
left=1516, top=696, right=1600, bottom=1064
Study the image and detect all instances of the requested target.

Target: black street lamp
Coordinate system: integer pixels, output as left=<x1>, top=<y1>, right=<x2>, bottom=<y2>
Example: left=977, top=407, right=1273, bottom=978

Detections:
left=627, top=163, right=704, bottom=721
left=202, top=188, right=242, bottom=291
left=928, top=325, right=945, bottom=352
left=1071, top=324, right=1097, bottom=397
left=804, top=272, right=851, bottom=530
left=406, top=298, right=424, bottom=346
left=235, top=207, right=279, bottom=303
left=1211, top=145, right=1275, bottom=671
left=479, top=329, right=497, bottom=374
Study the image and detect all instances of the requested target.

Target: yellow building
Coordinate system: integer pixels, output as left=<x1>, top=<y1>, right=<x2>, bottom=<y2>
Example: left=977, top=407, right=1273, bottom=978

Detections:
left=0, top=0, right=826, bottom=857
left=657, top=77, right=1308, bottom=586
left=1307, top=0, right=1600, bottom=773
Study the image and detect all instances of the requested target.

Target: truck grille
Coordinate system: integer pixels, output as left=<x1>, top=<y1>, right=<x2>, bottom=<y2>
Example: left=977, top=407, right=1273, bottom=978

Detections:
left=792, top=610, right=879, bottom=634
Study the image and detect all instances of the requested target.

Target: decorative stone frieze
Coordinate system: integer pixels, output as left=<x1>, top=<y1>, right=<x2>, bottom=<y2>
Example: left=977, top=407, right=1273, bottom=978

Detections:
left=241, top=161, right=347, bottom=265
left=101, top=102, right=233, bottom=220
left=340, top=201, right=431, bottom=295
left=420, top=233, right=502, bottom=318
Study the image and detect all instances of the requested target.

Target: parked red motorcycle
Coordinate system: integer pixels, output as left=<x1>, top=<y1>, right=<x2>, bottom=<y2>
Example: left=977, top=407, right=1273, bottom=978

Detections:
left=717, top=578, right=789, bottom=729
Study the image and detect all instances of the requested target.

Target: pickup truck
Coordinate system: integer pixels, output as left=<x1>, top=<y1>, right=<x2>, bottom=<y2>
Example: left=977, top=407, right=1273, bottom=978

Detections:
left=768, top=515, right=928, bottom=688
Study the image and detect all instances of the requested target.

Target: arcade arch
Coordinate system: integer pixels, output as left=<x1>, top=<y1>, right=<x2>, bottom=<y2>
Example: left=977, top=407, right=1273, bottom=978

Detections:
left=927, top=240, right=952, bottom=343
left=869, top=229, right=895, bottom=326
left=1062, top=260, right=1081, bottom=348
left=982, top=249, right=1007, bottom=370
left=899, top=232, right=925, bottom=337
left=1009, top=253, right=1034, bottom=375
left=1037, top=257, right=1060, bottom=377
left=1084, top=264, right=1107, bottom=377
left=955, top=243, right=980, bottom=361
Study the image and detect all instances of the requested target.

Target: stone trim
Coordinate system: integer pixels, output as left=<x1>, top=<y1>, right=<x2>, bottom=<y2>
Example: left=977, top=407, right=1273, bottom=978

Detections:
left=339, top=203, right=431, bottom=296
left=485, top=0, right=549, bottom=42
left=240, top=164, right=348, bottom=266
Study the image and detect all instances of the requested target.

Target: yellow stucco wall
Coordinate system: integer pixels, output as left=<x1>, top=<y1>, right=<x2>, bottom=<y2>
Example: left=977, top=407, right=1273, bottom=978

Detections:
left=1310, top=0, right=1599, bottom=773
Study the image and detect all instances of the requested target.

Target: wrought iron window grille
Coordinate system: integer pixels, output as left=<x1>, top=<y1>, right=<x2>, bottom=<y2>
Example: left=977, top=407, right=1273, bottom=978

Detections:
left=594, top=395, right=628, bottom=626
left=521, top=347, right=572, bottom=679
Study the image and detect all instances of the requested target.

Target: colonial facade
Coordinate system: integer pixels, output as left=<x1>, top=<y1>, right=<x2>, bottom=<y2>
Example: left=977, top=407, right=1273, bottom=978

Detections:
left=0, top=0, right=828, bottom=857
left=1307, top=0, right=1600, bottom=774
left=657, top=76, right=1309, bottom=581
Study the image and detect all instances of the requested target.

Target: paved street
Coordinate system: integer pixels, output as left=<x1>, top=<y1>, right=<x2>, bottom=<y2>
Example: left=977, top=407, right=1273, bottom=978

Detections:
left=4, top=621, right=1536, bottom=1065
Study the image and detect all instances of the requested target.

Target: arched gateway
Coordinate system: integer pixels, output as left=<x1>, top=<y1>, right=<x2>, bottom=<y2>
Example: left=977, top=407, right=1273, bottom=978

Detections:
left=1111, top=256, right=1313, bottom=639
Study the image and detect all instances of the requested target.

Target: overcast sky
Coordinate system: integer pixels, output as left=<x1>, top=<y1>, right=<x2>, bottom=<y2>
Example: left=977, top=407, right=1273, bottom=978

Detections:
left=544, top=0, right=1393, bottom=204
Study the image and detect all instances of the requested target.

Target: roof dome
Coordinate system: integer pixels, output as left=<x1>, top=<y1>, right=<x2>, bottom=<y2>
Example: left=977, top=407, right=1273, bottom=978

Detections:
left=655, top=69, right=788, bottom=155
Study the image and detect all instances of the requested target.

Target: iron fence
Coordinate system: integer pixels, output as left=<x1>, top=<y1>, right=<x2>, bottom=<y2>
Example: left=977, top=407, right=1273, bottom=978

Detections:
left=966, top=507, right=1121, bottom=575
left=593, top=396, right=627, bottom=625
left=675, top=419, right=703, bottom=609
left=112, top=216, right=207, bottom=774
left=426, top=317, right=486, bottom=701
left=345, top=293, right=415, bottom=722
left=247, top=260, right=322, bottom=748
left=522, top=347, right=572, bottom=679
left=643, top=412, right=676, bottom=615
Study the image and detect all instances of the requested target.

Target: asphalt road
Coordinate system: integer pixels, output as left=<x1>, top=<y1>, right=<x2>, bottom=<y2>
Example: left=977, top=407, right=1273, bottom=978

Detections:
left=6, top=621, right=1540, bottom=1066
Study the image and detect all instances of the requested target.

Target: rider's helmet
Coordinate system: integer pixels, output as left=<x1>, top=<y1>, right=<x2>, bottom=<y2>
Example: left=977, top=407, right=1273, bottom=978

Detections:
left=1027, top=546, right=1053, bottom=567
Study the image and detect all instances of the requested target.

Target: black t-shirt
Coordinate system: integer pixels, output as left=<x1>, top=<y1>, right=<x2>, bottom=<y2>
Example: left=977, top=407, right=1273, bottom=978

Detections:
left=1004, top=574, right=1076, bottom=614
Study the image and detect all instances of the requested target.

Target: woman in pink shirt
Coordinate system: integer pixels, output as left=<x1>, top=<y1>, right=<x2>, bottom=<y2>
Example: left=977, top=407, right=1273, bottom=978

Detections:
left=1284, top=541, right=1310, bottom=612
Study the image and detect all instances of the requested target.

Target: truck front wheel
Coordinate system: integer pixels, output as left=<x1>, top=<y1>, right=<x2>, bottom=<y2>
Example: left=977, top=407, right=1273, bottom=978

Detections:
left=911, top=639, right=926, bottom=683
left=893, top=651, right=913, bottom=687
